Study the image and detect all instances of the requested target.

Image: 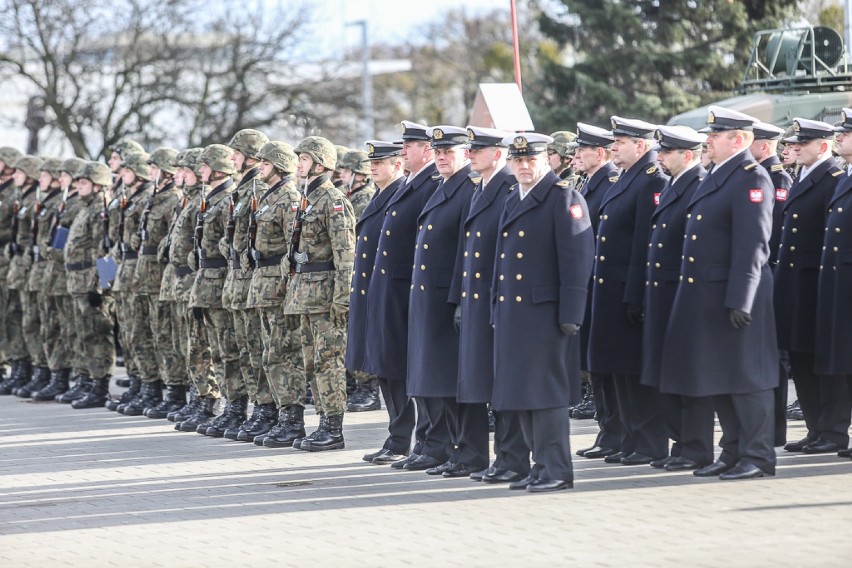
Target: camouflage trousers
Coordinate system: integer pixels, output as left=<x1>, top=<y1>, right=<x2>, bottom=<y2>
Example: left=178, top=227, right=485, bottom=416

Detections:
left=45, top=295, right=78, bottom=371
left=129, top=294, right=159, bottom=383
left=233, top=308, right=271, bottom=404
left=149, top=297, right=188, bottom=386
left=349, top=369, right=376, bottom=385
left=72, top=293, right=115, bottom=377
left=176, top=300, right=218, bottom=398
left=115, top=291, right=142, bottom=378
left=5, top=290, right=26, bottom=361
left=203, top=307, right=243, bottom=401
left=22, top=290, right=44, bottom=365
left=298, top=312, right=346, bottom=416
left=259, top=307, right=308, bottom=409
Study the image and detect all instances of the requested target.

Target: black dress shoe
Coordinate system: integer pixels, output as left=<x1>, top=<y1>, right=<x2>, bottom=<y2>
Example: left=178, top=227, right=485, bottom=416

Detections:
left=391, top=453, right=420, bottom=470
left=470, top=466, right=495, bottom=481
left=665, top=457, right=704, bottom=471
left=508, top=475, right=537, bottom=490
left=362, top=447, right=388, bottom=463
left=403, top=454, right=443, bottom=471
left=426, top=460, right=457, bottom=475
left=784, top=436, right=817, bottom=452
left=620, top=452, right=659, bottom=466
left=693, top=459, right=735, bottom=477
left=650, top=456, right=675, bottom=469
left=443, top=463, right=484, bottom=478
left=372, top=451, right=407, bottom=465
left=527, top=478, right=573, bottom=493
left=719, top=462, right=774, bottom=480
left=584, top=446, right=617, bottom=459
left=802, top=439, right=844, bottom=454
left=576, top=445, right=597, bottom=457
left=838, top=447, right=852, bottom=458
left=482, top=468, right=526, bottom=484
left=604, top=451, right=626, bottom=463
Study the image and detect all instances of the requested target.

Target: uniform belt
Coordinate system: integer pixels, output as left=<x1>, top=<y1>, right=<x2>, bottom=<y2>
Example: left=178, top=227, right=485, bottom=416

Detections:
left=255, top=254, right=284, bottom=268
left=140, top=245, right=158, bottom=255
left=174, top=265, right=193, bottom=277
left=122, top=250, right=138, bottom=260
left=200, top=257, right=228, bottom=269
left=295, top=261, right=335, bottom=273
left=65, top=261, right=94, bottom=272
left=230, top=257, right=241, bottom=269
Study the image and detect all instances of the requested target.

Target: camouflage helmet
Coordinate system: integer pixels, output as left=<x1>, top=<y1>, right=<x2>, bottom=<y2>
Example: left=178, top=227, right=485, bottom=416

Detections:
left=339, top=150, right=370, bottom=175
left=295, top=136, right=337, bottom=170
left=334, top=145, right=350, bottom=169
left=122, top=151, right=152, bottom=180
left=13, top=155, right=43, bottom=180
left=148, top=147, right=179, bottom=175
left=199, top=144, right=236, bottom=175
left=109, top=138, right=145, bottom=158
left=256, top=141, right=298, bottom=174
left=39, top=157, right=64, bottom=178
left=60, top=157, right=88, bottom=179
left=227, top=129, right=269, bottom=159
left=79, top=161, right=112, bottom=186
left=0, top=146, right=22, bottom=168
left=177, top=147, right=204, bottom=172
left=548, top=131, right=578, bottom=158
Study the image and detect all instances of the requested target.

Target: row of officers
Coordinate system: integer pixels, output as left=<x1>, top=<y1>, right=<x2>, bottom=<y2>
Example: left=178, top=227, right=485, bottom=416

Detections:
left=2, top=104, right=851, bottom=493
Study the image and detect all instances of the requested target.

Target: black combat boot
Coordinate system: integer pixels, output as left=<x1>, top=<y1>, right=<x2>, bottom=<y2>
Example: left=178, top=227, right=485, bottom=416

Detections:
left=225, top=401, right=261, bottom=441
left=347, top=379, right=381, bottom=412
left=168, top=386, right=198, bottom=422
left=56, top=374, right=91, bottom=403
left=72, top=376, right=110, bottom=409
left=237, top=402, right=278, bottom=442
left=115, top=377, right=131, bottom=388
left=107, top=376, right=141, bottom=411
left=301, top=414, right=345, bottom=452
left=263, top=406, right=305, bottom=448
left=122, top=380, right=163, bottom=416
left=31, top=368, right=71, bottom=401
left=346, top=370, right=358, bottom=397
left=14, top=366, right=51, bottom=398
left=570, top=382, right=597, bottom=420
left=146, top=384, right=187, bottom=419
left=204, top=395, right=248, bottom=437
left=177, top=396, right=217, bottom=432
left=0, top=359, right=31, bottom=395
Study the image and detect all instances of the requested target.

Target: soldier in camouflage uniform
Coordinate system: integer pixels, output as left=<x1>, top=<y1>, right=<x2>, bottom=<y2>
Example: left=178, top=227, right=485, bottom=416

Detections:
left=242, top=141, right=306, bottom=447
left=166, top=149, right=219, bottom=428
left=110, top=151, right=156, bottom=415
left=127, top=147, right=186, bottom=418
left=0, top=155, right=42, bottom=395
left=14, top=158, right=63, bottom=397
left=31, top=157, right=88, bottom=401
left=62, top=162, right=115, bottom=409
left=0, top=146, right=23, bottom=387
left=338, top=149, right=382, bottom=412
left=184, top=144, right=242, bottom=434
left=548, top=131, right=583, bottom=188
left=283, top=136, right=356, bottom=452
left=216, top=129, right=269, bottom=440
left=332, top=145, right=350, bottom=189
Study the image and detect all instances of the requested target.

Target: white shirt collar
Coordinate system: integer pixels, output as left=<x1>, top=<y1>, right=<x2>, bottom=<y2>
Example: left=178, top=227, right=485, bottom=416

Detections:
left=799, top=155, right=831, bottom=182
left=406, top=160, right=435, bottom=184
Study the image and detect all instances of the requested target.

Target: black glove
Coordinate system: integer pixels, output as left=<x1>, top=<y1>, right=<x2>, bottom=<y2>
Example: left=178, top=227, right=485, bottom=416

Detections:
left=453, top=305, right=462, bottom=333
left=560, top=323, right=580, bottom=336
left=626, top=304, right=644, bottom=325
left=87, top=291, right=103, bottom=308
left=729, top=309, right=752, bottom=329
left=192, top=307, right=204, bottom=322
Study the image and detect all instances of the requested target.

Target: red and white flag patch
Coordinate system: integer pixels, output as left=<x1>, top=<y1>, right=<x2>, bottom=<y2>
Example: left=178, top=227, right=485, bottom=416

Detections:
left=653, top=193, right=661, bottom=206
left=292, top=204, right=299, bottom=211
left=570, top=204, right=584, bottom=219
left=749, top=189, right=763, bottom=203
left=333, top=201, right=344, bottom=212
left=775, top=188, right=788, bottom=201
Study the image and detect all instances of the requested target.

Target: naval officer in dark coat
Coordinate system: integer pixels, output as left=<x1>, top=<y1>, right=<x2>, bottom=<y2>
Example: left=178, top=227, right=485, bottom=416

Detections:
left=491, top=133, right=594, bottom=493
left=362, top=120, right=440, bottom=470
left=639, top=125, right=713, bottom=471
left=661, top=106, right=779, bottom=480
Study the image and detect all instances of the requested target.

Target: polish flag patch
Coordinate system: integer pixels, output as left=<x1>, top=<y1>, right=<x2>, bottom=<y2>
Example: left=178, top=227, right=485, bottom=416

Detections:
left=749, top=189, right=763, bottom=203
left=333, top=201, right=344, bottom=212
left=653, top=193, right=661, bottom=206
left=292, top=205, right=299, bottom=211
left=570, top=204, right=584, bottom=219
left=775, top=188, right=788, bottom=201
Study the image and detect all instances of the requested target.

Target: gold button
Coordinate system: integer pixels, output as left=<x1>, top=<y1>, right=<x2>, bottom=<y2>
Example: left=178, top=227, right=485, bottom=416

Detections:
left=427, top=224, right=433, bottom=230
left=789, top=263, right=794, bottom=268
left=361, top=290, right=365, bottom=295
left=474, top=252, right=480, bottom=258
left=363, top=236, right=368, bottom=241
left=362, top=253, right=367, bottom=258
left=691, top=235, right=697, bottom=241
left=420, top=265, right=426, bottom=270
left=652, top=224, right=657, bottom=229
left=687, top=213, right=691, bottom=218
left=600, top=255, right=605, bottom=261
left=689, top=257, right=695, bottom=263
left=475, top=272, right=481, bottom=279
left=381, top=269, right=386, bottom=274
left=790, top=246, right=796, bottom=251
left=361, top=272, right=366, bottom=278
left=792, top=213, right=798, bottom=219
left=386, top=230, right=391, bottom=236
left=679, top=275, right=683, bottom=281
left=601, top=236, right=606, bottom=242
left=350, top=287, right=354, bottom=292
left=515, top=296, right=522, bottom=302
left=598, top=278, right=604, bottom=284
left=476, top=231, right=481, bottom=237
left=516, top=274, right=522, bottom=280
left=462, top=292, right=467, bottom=298
left=463, top=271, right=467, bottom=277
left=653, top=282, right=659, bottom=287
left=658, top=243, right=663, bottom=248
left=792, top=228, right=797, bottom=233
left=410, top=284, right=414, bottom=289
left=839, top=207, right=844, bottom=213
left=655, top=262, right=660, bottom=268
left=382, top=251, right=387, bottom=256
left=688, top=277, right=694, bottom=283
left=500, top=253, right=505, bottom=259
left=473, top=293, right=479, bottom=299
left=499, top=295, right=505, bottom=302
left=464, top=251, right=468, bottom=257
left=833, top=246, right=839, bottom=252
left=420, top=285, right=425, bottom=290
left=519, top=230, right=525, bottom=237
left=603, top=215, right=609, bottom=220
left=696, top=215, right=702, bottom=221
left=499, top=275, right=504, bottom=281
left=419, top=224, right=423, bottom=230
left=646, top=262, right=650, bottom=267
left=466, top=231, right=470, bottom=237
left=423, top=244, right=429, bottom=249
left=516, top=252, right=523, bottom=259
left=836, top=227, right=841, bottom=233
left=392, top=211, right=397, bottom=216
left=502, top=231, right=508, bottom=237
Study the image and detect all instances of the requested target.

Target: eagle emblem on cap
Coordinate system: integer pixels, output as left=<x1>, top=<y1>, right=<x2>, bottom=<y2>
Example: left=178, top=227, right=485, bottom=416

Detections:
left=610, top=118, right=618, bottom=129
left=708, top=111, right=715, bottom=124
left=398, top=122, right=406, bottom=132
left=467, top=128, right=475, bottom=141
left=513, top=136, right=528, bottom=149
left=655, top=130, right=664, bottom=141
left=793, top=120, right=801, bottom=132
left=367, top=143, right=375, bottom=154
left=433, top=128, right=444, bottom=140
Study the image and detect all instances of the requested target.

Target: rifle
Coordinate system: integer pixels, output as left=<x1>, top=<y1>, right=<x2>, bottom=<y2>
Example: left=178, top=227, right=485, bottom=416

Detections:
left=117, top=183, right=128, bottom=255
left=48, top=183, right=70, bottom=248
left=225, top=189, right=236, bottom=265
left=138, top=171, right=160, bottom=245
left=101, top=192, right=111, bottom=253
left=287, top=176, right=309, bottom=275
left=10, top=199, right=20, bottom=256
left=31, top=186, right=42, bottom=261
left=193, top=183, right=208, bottom=267
left=246, top=178, right=258, bottom=269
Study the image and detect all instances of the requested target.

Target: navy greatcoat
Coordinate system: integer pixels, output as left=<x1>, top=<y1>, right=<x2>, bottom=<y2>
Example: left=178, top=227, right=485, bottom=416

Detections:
left=362, top=165, right=439, bottom=381
left=773, top=158, right=841, bottom=353
left=660, top=150, right=778, bottom=397
left=407, top=165, right=475, bottom=398
left=449, top=166, right=515, bottom=403
left=640, top=163, right=705, bottom=388
left=345, top=177, right=405, bottom=372
left=587, top=151, right=668, bottom=375
left=762, top=156, right=794, bottom=266
left=579, top=161, right=619, bottom=370
left=491, top=172, right=594, bottom=411
left=815, top=171, right=852, bottom=374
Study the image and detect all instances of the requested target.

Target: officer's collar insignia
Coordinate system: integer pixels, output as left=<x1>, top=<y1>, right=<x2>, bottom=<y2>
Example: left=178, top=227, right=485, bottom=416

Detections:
left=432, top=128, right=444, bottom=140
left=471, top=176, right=482, bottom=184
left=513, top=136, right=528, bottom=149
left=708, top=111, right=716, bottom=124
left=646, top=165, right=657, bottom=174
left=744, top=162, right=758, bottom=170
left=833, top=169, right=843, bottom=177
left=609, top=176, right=620, bottom=182
left=770, top=164, right=783, bottom=172
left=557, top=180, right=570, bottom=187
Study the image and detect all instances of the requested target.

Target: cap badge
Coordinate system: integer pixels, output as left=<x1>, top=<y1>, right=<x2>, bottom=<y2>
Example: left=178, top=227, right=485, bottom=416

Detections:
left=708, top=111, right=715, bottom=124
left=367, top=143, right=375, bottom=154
left=432, top=128, right=444, bottom=140
left=793, top=121, right=801, bottom=133
left=467, top=129, right=475, bottom=141
left=513, top=136, right=528, bottom=149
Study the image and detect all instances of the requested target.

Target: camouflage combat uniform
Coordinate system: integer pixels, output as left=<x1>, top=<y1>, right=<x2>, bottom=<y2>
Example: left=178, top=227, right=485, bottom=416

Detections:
left=0, top=177, right=21, bottom=369
left=7, top=177, right=41, bottom=373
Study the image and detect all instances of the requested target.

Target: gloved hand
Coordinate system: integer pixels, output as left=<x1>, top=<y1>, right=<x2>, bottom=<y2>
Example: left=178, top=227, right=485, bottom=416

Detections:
left=192, top=307, right=204, bottom=322
left=560, top=323, right=580, bottom=336
left=284, top=314, right=301, bottom=330
left=187, top=251, right=199, bottom=271
left=330, top=302, right=348, bottom=327
left=453, top=304, right=462, bottom=333
left=87, top=291, right=103, bottom=308
left=626, top=304, right=644, bottom=325
left=729, top=309, right=752, bottom=329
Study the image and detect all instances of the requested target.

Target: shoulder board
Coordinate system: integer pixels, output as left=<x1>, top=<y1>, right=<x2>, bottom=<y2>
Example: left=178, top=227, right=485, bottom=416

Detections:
left=470, top=176, right=482, bottom=185
left=556, top=180, right=571, bottom=188
left=645, top=165, right=657, bottom=175
left=609, top=176, right=620, bottom=183
left=431, top=173, right=442, bottom=181
left=743, top=162, right=758, bottom=171
left=832, top=169, right=843, bottom=177
left=770, top=164, right=784, bottom=172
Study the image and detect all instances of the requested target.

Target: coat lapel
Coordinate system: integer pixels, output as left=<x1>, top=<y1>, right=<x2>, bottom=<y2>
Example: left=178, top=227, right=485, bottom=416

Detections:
left=385, top=162, right=436, bottom=209
left=653, top=164, right=704, bottom=220
left=419, top=164, right=472, bottom=219
left=829, top=171, right=852, bottom=206
left=501, top=170, right=556, bottom=227
left=688, top=151, right=751, bottom=207
left=356, top=177, right=402, bottom=232
left=466, top=166, right=511, bottom=223
left=783, top=157, right=837, bottom=212
left=599, top=152, right=657, bottom=210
